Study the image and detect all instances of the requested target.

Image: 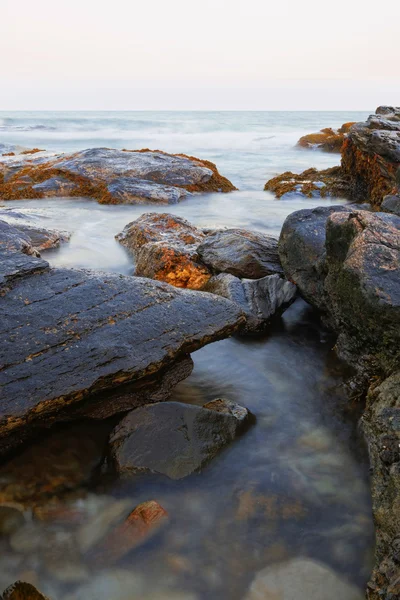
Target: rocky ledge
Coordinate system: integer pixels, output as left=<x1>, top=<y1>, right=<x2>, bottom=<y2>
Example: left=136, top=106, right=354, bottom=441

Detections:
left=266, top=107, right=400, bottom=208
left=0, top=148, right=236, bottom=204
left=0, top=219, right=245, bottom=456
left=297, top=122, right=355, bottom=153
left=279, top=205, right=400, bottom=599
left=116, top=213, right=296, bottom=331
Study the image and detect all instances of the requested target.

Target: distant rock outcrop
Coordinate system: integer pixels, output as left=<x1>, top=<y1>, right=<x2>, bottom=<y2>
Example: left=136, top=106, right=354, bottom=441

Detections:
left=297, top=122, right=355, bottom=153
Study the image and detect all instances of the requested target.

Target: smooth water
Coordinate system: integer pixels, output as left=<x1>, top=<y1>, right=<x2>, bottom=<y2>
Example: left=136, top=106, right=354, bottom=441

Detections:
left=0, top=111, right=374, bottom=599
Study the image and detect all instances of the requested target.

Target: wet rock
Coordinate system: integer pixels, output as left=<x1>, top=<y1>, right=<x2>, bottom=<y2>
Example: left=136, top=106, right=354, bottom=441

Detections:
left=264, top=166, right=351, bottom=200
left=0, top=220, right=244, bottom=456
left=90, top=500, right=168, bottom=565
left=31, top=177, right=79, bottom=197
left=244, top=558, right=364, bottom=599
left=203, top=273, right=296, bottom=332
left=382, top=194, right=400, bottom=216
left=0, top=148, right=236, bottom=203
left=1, top=581, right=50, bottom=600
left=297, top=122, right=355, bottom=153
left=62, top=570, right=145, bottom=600
left=6, top=224, right=70, bottom=253
left=363, top=372, right=400, bottom=599
left=116, top=213, right=211, bottom=289
left=197, top=228, right=283, bottom=278
left=341, top=107, right=400, bottom=207
left=203, top=398, right=249, bottom=423
left=77, top=499, right=133, bottom=553
left=109, top=400, right=250, bottom=479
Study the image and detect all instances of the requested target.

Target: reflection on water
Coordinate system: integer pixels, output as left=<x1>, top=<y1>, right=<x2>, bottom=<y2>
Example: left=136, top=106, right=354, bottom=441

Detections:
left=0, top=299, right=374, bottom=599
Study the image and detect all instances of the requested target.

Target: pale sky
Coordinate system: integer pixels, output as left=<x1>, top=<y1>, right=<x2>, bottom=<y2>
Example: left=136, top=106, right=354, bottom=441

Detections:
left=1, top=0, right=399, bottom=110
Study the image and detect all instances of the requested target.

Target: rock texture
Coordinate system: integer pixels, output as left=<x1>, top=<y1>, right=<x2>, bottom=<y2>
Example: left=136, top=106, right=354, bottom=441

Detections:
left=109, top=400, right=250, bottom=479
left=297, top=122, right=355, bottom=153
left=116, top=213, right=211, bottom=289
left=0, top=148, right=236, bottom=204
left=279, top=205, right=400, bottom=599
left=197, top=228, right=283, bottom=278
left=0, top=220, right=245, bottom=456
left=264, top=166, right=350, bottom=200
left=244, top=558, right=363, bottom=600
left=341, top=107, right=400, bottom=206
left=203, top=273, right=296, bottom=332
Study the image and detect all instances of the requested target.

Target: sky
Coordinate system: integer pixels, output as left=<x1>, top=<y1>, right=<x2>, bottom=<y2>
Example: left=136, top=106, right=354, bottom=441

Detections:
left=1, top=0, right=399, bottom=110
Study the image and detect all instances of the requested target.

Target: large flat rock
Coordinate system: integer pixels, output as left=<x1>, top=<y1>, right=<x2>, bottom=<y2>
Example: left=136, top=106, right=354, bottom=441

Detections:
left=0, top=221, right=245, bottom=455
left=0, top=148, right=236, bottom=204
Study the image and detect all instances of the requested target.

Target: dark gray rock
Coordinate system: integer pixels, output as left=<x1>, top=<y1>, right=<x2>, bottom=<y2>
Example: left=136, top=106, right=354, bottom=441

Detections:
left=106, top=177, right=190, bottom=204
left=382, top=195, right=400, bottom=216
left=203, top=273, right=296, bottom=332
left=278, top=205, right=354, bottom=312
left=197, top=228, right=283, bottom=278
left=0, top=220, right=245, bottom=456
left=108, top=400, right=250, bottom=480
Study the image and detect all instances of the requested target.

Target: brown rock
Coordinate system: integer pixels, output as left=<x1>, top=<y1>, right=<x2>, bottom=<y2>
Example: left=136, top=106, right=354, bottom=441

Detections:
left=89, top=500, right=168, bottom=565
left=297, top=123, right=355, bottom=153
left=2, top=581, right=49, bottom=600
left=116, top=213, right=211, bottom=289
left=264, top=166, right=350, bottom=200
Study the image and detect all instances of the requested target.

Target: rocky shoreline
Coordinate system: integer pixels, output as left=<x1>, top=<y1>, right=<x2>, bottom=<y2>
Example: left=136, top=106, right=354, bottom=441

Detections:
left=0, top=108, right=399, bottom=598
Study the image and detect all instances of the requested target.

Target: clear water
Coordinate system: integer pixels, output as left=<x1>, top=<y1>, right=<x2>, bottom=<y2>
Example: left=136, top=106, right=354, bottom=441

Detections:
left=0, top=111, right=374, bottom=600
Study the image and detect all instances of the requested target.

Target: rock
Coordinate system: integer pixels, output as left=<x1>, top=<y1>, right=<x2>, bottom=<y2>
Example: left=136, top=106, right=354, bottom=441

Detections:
left=77, top=499, right=133, bottom=553
left=341, top=107, right=400, bottom=207
left=62, top=570, right=146, bottom=600
left=0, top=148, right=236, bottom=203
left=278, top=205, right=355, bottom=312
left=196, top=228, right=283, bottom=278
left=279, top=207, right=400, bottom=370
left=109, top=400, right=250, bottom=479
left=264, top=166, right=350, bottom=200
left=363, top=372, right=400, bottom=599
left=0, top=220, right=245, bottom=456
left=116, top=213, right=211, bottom=289
left=5, top=223, right=70, bottom=253
left=0, top=504, right=26, bottom=535
left=1, top=581, right=50, bottom=600
left=31, top=177, right=79, bottom=197
left=202, top=398, right=249, bottom=423
left=89, top=500, right=168, bottom=565
left=297, top=122, right=355, bottom=153
left=244, top=558, right=364, bottom=600
left=203, top=273, right=296, bottom=332
left=382, top=194, right=400, bottom=216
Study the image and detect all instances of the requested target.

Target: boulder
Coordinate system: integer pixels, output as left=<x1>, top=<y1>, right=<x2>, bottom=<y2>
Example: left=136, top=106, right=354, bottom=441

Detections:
left=203, top=273, right=296, bottom=332
left=264, top=166, right=351, bottom=200
left=297, top=122, right=355, bottom=153
left=116, top=213, right=211, bottom=289
left=363, top=372, right=400, bottom=600
left=196, top=228, right=283, bottom=278
left=3, top=223, right=70, bottom=253
left=0, top=148, right=236, bottom=203
left=244, top=558, right=363, bottom=600
left=341, top=107, right=400, bottom=207
left=0, top=220, right=245, bottom=456
left=279, top=208, right=400, bottom=370
left=108, top=400, right=250, bottom=479
left=382, top=194, right=400, bottom=216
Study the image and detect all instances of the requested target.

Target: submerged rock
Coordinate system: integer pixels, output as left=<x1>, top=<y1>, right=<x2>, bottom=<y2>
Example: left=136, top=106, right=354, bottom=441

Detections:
left=0, top=220, right=244, bottom=456
left=0, top=148, right=236, bottom=204
left=341, top=107, right=400, bottom=207
left=1, top=581, right=50, bottom=600
left=264, top=166, right=350, bottom=200
left=297, top=122, right=355, bottom=153
left=89, top=500, right=168, bottom=565
left=244, top=558, right=363, bottom=600
left=197, top=228, right=283, bottom=278
left=203, top=273, right=296, bottom=332
left=109, top=400, right=250, bottom=480
left=382, top=194, right=400, bottom=216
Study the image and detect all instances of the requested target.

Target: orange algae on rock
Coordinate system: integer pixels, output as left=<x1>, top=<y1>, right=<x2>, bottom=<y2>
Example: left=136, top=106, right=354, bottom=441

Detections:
left=20, top=148, right=46, bottom=155
left=264, top=166, right=347, bottom=199
left=297, top=123, right=355, bottom=153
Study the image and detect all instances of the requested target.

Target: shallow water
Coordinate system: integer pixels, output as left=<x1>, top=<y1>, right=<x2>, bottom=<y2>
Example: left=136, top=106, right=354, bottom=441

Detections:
left=0, top=111, right=374, bottom=599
